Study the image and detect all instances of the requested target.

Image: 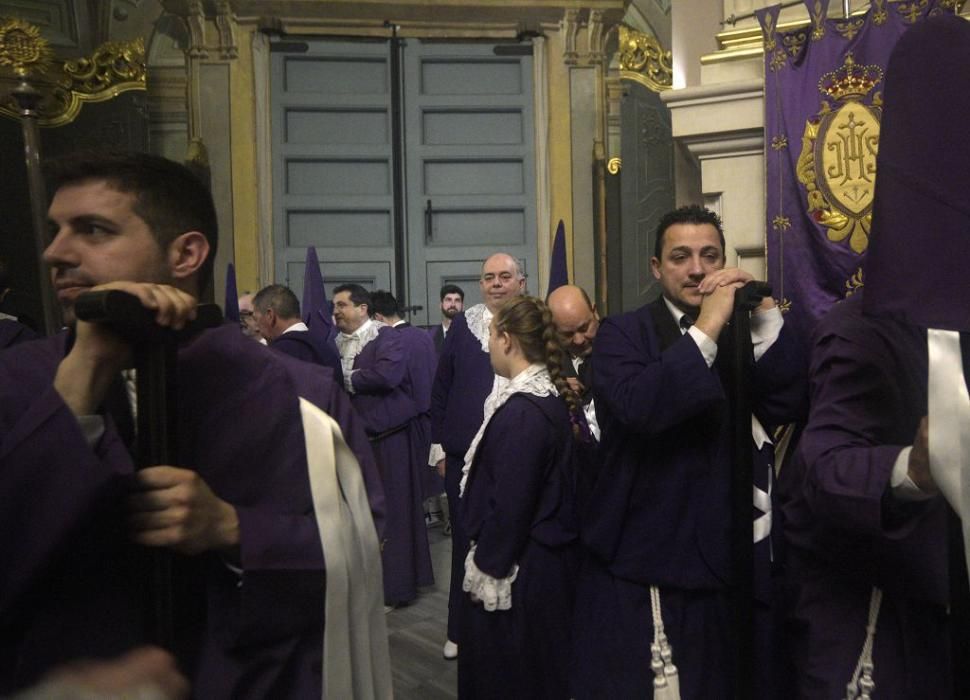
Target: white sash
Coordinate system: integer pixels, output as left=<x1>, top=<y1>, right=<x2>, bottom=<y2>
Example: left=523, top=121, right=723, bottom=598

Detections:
left=299, top=398, right=393, bottom=699
left=927, top=329, right=970, bottom=582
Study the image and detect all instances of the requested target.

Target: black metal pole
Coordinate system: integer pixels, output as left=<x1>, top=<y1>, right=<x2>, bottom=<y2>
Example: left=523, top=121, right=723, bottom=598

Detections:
left=74, top=291, right=223, bottom=648
left=727, top=280, right=771, bottom=699
left=11, top=78, right=60, bottom=336
left=135, top=340, right=178, bottom=648
left=387, top=23, right=408, bottom=305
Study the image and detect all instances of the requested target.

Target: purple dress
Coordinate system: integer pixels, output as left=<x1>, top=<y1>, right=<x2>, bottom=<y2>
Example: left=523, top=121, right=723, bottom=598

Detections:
left=0, top=324, right=384, bottom=697
left=779, top=292, right=955, bottom=698
left=350, top=326, right=435, bottom=605
left=430, top=310, right=496, bottom=641
left=458, top=393, right=578, bottom=699
left=572, top=297, right=805, bottom=699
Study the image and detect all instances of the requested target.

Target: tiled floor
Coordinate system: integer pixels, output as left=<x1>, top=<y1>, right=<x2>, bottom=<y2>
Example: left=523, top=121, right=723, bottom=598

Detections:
left=386, top=525, right=458, bottom=699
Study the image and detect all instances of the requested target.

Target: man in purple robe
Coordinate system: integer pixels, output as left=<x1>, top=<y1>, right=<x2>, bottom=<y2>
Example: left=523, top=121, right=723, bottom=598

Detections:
left=571, top=205, right=805, bottom=698
left=252, top=283, right=343, bottom=384
left=429, top=252, right=525, bottom=659
left=334, top=284, right=434, bottom=608
left=779, top=15, right=970, bottom=698
left=371, top=291, right=442, bottom=506
left=0, top=152, right=386, bottom=697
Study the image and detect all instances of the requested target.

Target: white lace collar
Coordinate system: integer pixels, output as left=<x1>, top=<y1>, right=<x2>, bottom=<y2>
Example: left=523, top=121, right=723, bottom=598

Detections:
left=464, top=303, right=492, bottom=352
left=459, top=363, right=558, bottom=496
left=335, top=318, right=384, bottom=357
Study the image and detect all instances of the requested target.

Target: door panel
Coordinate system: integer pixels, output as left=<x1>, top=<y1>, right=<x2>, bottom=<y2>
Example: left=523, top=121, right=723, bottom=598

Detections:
left=271, top=39, right=536, bottom=324
left=272, top=40, right=395, bottom=295
left=404, top=41, right=536, bottom=324
left=618, top=82, right=674, bottom=312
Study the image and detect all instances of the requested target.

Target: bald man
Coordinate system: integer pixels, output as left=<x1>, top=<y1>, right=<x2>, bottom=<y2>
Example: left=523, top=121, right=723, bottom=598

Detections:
left=429, top=252, right=525, bottom=659
left=548, top=285, right=601, bottom=441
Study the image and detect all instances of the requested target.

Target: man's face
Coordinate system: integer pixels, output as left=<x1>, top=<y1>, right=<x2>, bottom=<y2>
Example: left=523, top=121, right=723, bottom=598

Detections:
left=44, top=180, right=170, bottom=325
left=251, top=307, right=276, bottom=340
left=332, top=291, right=369, bottom=334
left=238, top=294, right=261, bottom=339
left=553, top=304, right=600, bottom=359
left=440, top=292, right=463, bottom=319
left=479, top=255, right=525, bottom=312
left=650, top=222, right=725, bottom=315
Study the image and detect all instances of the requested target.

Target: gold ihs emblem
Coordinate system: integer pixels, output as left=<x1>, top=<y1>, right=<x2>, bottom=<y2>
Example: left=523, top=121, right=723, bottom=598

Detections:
left=797, top=54, right=883, bottom=254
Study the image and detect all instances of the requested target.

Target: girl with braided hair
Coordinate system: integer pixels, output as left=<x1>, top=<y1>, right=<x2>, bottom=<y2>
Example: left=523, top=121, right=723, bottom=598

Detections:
left=457, top=295, right=581, bottom=699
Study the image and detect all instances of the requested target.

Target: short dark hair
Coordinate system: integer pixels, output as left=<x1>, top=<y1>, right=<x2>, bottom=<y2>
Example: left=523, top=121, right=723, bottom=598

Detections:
left=653, top=205, right=725, bottom=260
left=332, top=283, right=371, bottom=309
left=253, top=284, right=301, bottom=320
left=440, top=284, right=464, bottom=301
left=369, top=290, right=400, bottom=318
left=45, top=151, right=219, bottom=294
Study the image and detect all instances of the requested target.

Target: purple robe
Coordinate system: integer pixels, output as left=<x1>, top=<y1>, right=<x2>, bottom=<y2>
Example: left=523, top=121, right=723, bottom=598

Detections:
left=394, top=324, right=442, bottom=501
left=458, top=393, right=578, bottom=699
left=270, top=327, right=344, bottom=387
left=350, top=326, right=434, bottom=605
left=0, top=324, right=384, bottom=697
left=779, top=292, right=954, bottom=698
left=0, top=318, right=37, bottom=350
left=429, top=310, right=496, bottom=641
left=572, top=297, right=805, bottom=699
left=429, top=324, right=446, bottom=355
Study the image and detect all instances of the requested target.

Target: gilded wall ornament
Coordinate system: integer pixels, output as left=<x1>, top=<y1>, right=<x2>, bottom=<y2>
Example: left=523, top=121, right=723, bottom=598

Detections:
left=0, top=20, right=146, bottom=128
left=796, top=54, right=883, bottom=254
left=0, top=17, right=53, bottom=78
left=617, top=24, right=672, bottom=93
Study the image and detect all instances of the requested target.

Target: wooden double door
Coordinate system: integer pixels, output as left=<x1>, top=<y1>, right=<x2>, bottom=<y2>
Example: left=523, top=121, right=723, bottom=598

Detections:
left=271, top=37, right=537, bottom=325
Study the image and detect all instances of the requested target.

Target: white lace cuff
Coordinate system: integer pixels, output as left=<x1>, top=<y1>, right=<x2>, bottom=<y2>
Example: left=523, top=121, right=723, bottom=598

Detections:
left=428, top=442, right=446, bottom=467
left=462, top=544, right=518, bottom=611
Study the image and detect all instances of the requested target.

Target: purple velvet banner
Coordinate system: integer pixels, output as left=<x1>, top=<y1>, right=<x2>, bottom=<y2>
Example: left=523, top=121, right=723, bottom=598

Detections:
left=756, top=0, right=950, bottom=342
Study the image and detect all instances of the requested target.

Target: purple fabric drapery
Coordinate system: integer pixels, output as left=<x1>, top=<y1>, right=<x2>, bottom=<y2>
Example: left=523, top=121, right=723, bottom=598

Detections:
left=547, top=220, right=569, bottom=297
left=302, top=246, right=334, bottom=344
left=756, top=0, right=949, bottom=342
left=224, top=262, right=240, bottom=322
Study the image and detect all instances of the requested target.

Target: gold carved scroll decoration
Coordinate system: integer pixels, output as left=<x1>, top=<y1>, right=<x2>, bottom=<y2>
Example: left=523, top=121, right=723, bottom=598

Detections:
left=0, top=17, right=146, bottom=127
left=617, top=24, right=672, bottom=94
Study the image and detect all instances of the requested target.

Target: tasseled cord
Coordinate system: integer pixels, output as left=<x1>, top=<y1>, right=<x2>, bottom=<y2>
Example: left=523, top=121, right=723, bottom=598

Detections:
left=844, top=586, right=883, bottom=700
left=650, top=586, right=681, bottom=700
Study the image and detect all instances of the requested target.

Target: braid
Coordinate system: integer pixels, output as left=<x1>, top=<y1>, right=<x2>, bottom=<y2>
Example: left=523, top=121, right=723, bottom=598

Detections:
left=539, top=305, right=582, bottom=418
left=494, top=296, right=581, bottom=426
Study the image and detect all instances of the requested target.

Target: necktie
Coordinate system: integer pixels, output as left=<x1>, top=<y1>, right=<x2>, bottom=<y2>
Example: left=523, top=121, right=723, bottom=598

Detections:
left=577, top=359, right=593, bottom=404
left=679, top=315, right=694, bottom=331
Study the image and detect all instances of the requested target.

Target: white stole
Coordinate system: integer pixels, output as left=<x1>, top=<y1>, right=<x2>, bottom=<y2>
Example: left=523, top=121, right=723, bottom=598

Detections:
left=299, top=398, right=392, bottom=699
left=927, top=329, right=970, bottom=581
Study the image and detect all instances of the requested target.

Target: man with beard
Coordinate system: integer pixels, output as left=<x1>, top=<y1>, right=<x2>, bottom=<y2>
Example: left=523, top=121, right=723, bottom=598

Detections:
left=430, top=284, right=464, bottom=354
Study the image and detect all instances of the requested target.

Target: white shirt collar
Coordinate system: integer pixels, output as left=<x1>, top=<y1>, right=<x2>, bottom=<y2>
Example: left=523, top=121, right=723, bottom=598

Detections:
left=662, top=297, right=693, bottom=334
left=282, top=321, right=309, bottom=335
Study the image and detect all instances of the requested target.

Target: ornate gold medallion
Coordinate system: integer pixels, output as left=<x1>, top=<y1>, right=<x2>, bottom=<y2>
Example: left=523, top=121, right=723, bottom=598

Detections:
left=796, top=54, right=883, bottom=254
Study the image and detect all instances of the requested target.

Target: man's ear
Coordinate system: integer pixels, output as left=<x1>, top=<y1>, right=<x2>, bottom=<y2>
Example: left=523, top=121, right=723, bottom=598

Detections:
left=168, top=231, right=210, bottom=282
left=650, top=256, right=661, bottom=281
